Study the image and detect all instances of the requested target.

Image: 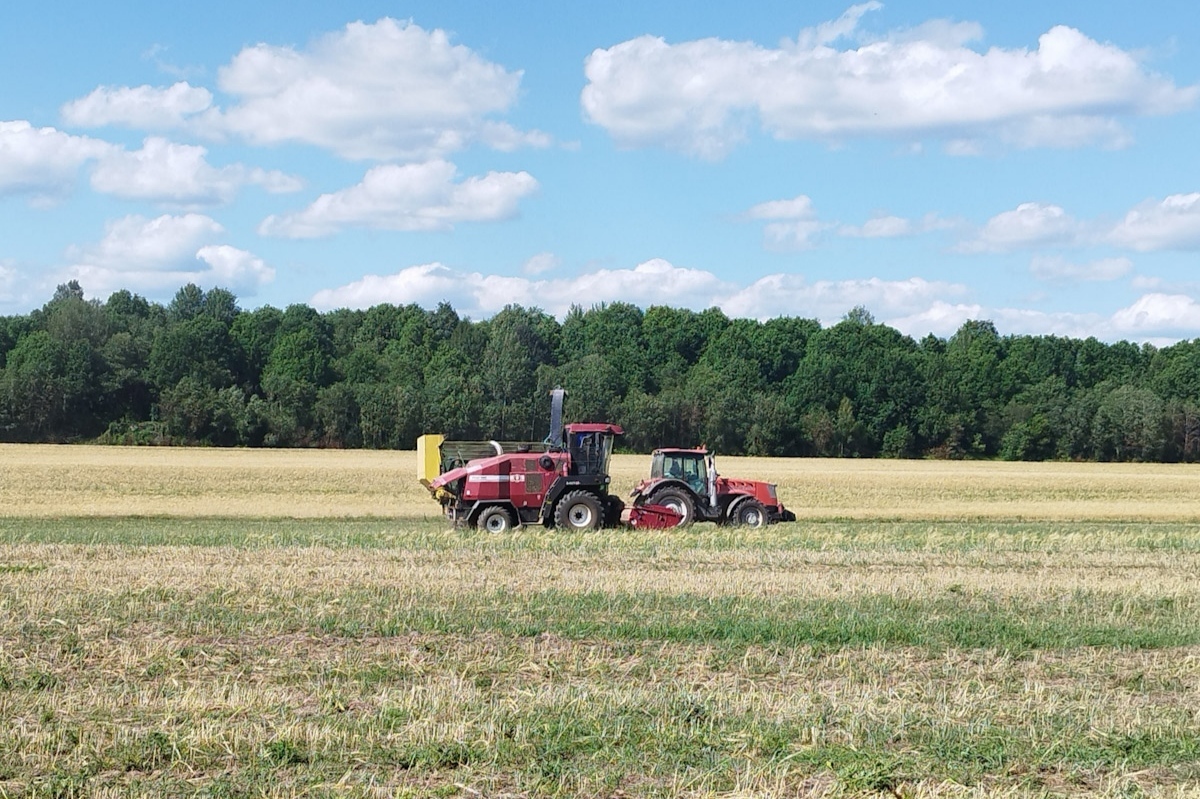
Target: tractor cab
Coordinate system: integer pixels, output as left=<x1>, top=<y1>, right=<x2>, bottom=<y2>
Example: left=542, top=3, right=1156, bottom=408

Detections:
left=650, top=448, right=713, bottom=497
left=564, top=423, right=622, bottom=477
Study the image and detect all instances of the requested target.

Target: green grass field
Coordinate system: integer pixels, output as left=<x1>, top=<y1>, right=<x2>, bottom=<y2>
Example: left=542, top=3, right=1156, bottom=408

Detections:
left=2, top=446, right=1200, bottom=797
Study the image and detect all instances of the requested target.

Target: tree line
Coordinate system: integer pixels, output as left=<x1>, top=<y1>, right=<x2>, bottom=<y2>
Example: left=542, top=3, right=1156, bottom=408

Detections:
left=2, top=281, right=1200, bottom=461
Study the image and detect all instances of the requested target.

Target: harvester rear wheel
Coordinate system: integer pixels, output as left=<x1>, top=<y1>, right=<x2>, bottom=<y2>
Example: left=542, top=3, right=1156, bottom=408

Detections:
left=555, top=491, right=603, bottom=531
left=648, top=487, right=695, bottom=526
left=477, top=505, right=516, bottom=534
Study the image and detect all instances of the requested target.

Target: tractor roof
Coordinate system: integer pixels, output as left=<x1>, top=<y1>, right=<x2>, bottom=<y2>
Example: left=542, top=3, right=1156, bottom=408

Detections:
left=653, top=447, right=709, bottom=456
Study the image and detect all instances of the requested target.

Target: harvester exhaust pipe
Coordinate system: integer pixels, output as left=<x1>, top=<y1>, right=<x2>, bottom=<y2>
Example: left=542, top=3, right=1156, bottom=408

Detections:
left=547, top=387, right=566, bottom=449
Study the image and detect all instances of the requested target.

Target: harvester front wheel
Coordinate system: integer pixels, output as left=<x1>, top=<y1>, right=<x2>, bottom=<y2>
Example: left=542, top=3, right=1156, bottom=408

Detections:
left=649, top=487, right=695, bottom=526
left=555, top=491, right=603, bottom=531
left=477, top=505, right=516, bottom=534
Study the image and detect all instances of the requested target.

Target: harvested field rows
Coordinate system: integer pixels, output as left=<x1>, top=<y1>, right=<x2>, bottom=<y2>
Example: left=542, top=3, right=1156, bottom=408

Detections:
left=2, top=445, right=1200, bottom=796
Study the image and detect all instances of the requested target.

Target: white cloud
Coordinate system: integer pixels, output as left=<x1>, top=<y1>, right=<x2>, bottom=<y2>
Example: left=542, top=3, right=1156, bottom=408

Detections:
left=258, top=160, right=538, bottom=238
left=1030, top=255, right=1132, bottom=282
left=581, top=9, right=1196, bottom=157
left=522, top=252, right=561, bottom=276
left=745, top=195, right=831, bottom=250
left=61, top=82, right=215, bottom=130
left=62, top=214, right=272, bottom=297
left=0, top=120, right=113, bottom=199
left=839, top=215, right=912, bottom=238
left=746, top=195, right=817, bottom=220
left=888, top=292, right=1200, bottom=342
left=1110, top=293, right=1200, bottom=335
left=0, top=260, right=16, bottom=300
left=723, top=274, right=967, bottom=323
left=63, top=20, right=547, bottom=161
left=195, top=245, right=274, bottom=289
left=962, top=202, right=1082, bottom=252
left=89, top=137, right=301, bottom=205
left=308, top=258, right=1200, bottom=344
left=1107, top=193, right=1200, bottom=251
left=310, top=258, right=967, bottom=330
left=311, top=259, right=731, bottom=316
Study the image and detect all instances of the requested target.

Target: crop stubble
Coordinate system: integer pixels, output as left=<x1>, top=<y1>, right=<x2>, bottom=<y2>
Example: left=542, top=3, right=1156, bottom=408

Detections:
left=2, top=444, right=1200, bottom=796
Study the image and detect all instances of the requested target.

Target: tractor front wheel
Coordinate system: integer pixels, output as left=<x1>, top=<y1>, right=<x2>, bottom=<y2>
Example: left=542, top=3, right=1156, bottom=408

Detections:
left=555, top=491, right=603, bottom=531
left=731, top=499, right=767, bottom=528
left=649, top=487, right=695, bottom=526
left=477, top=505, right=516, bottom=534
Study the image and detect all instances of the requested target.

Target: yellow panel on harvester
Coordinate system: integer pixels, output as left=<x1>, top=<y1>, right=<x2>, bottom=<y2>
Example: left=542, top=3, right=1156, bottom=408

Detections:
left=416, top=434, right=445, bottom=488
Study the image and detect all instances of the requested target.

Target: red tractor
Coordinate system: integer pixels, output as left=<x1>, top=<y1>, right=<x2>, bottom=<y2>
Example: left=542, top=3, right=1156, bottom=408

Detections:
left=629, top=447, right=795, bottom=527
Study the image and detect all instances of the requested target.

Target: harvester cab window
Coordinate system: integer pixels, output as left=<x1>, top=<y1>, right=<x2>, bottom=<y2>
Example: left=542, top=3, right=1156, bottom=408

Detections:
left=569, top=431, right=613, bottom=476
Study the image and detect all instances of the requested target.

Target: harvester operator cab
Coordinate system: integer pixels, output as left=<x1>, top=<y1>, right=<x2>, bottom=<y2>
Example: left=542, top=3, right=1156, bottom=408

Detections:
left=563, top=423, right=621, bottom=478
left=652, top=450, right=709, bottom=497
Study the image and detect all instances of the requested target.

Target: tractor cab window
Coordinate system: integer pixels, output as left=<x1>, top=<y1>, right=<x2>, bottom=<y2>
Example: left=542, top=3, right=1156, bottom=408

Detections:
left=654, top=452, right=708, bottom=496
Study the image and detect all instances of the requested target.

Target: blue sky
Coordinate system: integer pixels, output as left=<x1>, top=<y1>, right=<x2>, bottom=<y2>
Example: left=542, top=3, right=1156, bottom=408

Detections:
left=2, top=1, right=1199, bottom=342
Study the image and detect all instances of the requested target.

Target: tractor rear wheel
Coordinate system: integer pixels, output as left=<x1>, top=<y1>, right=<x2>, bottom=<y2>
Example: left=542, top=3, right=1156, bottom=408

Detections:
left=555, top=491, right=603, bottom=531
left=731, top=499, right=767, bottom=528
left=649, top=487, right=695, bottom=526
left=477, top=505, right=515, bottom=534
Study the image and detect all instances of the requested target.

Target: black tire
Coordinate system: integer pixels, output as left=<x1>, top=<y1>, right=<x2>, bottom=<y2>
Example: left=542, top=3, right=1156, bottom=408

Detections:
left=731, top=499, right=767, bottom=528
left=649, top=487, right=696, bottom=527
left=477, top=505, right=515, bottom=534
left=604, top=495, right=625, bottom=527
left=554, top=490, right=603, bottom=531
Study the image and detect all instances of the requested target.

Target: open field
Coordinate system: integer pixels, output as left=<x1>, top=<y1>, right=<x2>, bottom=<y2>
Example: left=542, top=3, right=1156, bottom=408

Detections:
left=6, top=443, right=1200, bottom=520
left=2, top=445, right=1200, bottom=796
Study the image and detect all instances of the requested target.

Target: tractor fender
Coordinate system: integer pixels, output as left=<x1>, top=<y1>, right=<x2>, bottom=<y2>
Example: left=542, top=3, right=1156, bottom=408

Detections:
left=631, top=478, right=697, bottom=504
left=724, top=493, right=756, bottom=521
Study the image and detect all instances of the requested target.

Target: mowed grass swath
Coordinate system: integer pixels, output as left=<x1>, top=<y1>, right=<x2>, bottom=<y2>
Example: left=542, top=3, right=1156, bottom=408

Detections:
left=3, top=446, right=1200, bottom=796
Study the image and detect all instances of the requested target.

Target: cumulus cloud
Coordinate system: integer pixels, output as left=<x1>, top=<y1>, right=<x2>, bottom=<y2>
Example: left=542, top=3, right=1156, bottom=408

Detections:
left=89, top=137, right=302, bottom=205
left=955, top=194, right=1200, bottom=255
left=581, top=6, right=1196, bottom=158
left=63, top=20, right=548, bottom=161
left=62, top=214, right=272, bottom=297
left=310, top=257, right=967, bottom=329
left=522, top=252, right=561, bottom=276
left=0, top=121, right=113, bottom=199
left=258, top=160, right=538, bottom=238
left=307, top=257, right=1200, bottom=343
left=961, top=202, right=1083, bottom=252
left=62, top=82, right=216, bottom=130
left=745, top=195, right=831, bottom=250
left=839, top=212, right=955, bottom=239
left=1110, top=293, right=1200, bottom=336
left=1107, top=193, right=1200, bottom=251
left=1030, top=255, right=1132, bottom=282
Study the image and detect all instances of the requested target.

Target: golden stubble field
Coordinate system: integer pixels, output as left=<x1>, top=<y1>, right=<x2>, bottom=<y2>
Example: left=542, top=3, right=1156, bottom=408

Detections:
left=4, top=444, right=1200, bottom=797
left=5, top=443, right=1200, bottom=520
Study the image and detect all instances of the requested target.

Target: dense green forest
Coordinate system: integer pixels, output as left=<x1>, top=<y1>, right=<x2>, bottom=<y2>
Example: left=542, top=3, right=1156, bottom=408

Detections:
left=3, top=280, right=1200, bottom=461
